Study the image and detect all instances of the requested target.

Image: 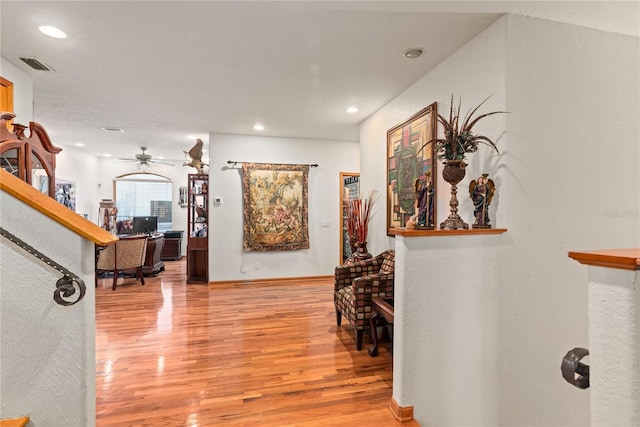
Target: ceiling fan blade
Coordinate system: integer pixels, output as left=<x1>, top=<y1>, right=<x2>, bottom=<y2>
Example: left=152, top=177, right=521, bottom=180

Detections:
left=150, top=160, right=176, bottom=166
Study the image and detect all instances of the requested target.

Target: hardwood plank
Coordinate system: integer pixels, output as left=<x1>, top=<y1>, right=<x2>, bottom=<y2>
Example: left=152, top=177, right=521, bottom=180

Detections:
left=96, top=260, right=419, bottom=426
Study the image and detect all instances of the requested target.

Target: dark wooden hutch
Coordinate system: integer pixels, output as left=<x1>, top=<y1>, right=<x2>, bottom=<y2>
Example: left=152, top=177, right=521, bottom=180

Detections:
left=186, top=174, right=208, bottom=283
left=1, top=112, right=61, bottom=196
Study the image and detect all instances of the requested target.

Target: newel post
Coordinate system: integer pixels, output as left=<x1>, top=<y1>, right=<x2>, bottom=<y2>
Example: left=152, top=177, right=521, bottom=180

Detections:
left=568, top=248, right=640, bottom=426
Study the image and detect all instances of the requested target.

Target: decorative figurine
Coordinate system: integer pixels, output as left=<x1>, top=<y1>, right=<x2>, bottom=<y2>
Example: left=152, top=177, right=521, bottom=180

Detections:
left=183, top=138, right=209, bottom=174
left=405, top=214, right=417, bottom=230
left=414, top=172, right=435, bottom=229
left=468, top=173, right=495, bottom=228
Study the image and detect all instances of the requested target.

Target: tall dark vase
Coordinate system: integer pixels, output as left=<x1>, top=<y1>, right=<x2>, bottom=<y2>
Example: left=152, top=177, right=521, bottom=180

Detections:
left=353, top=241, right=372, bottom=261
left=440, top=160, right=469, bottom=230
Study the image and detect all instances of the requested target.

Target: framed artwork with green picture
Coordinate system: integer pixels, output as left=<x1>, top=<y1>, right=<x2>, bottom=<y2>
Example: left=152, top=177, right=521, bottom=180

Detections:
left=386, top=102, right=437, bottom=235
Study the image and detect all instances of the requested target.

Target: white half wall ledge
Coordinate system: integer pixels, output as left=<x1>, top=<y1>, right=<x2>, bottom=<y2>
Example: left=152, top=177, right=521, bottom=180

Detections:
left=569, top=248, right=640, bottom=427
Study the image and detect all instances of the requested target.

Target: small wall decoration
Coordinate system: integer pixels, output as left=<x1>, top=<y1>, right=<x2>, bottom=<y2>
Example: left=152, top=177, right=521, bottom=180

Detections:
left=339, top=172, right=360, bottom=264
left=386, top=103, right=437, bottom=234
left=468, top=173, right=495, bottom=229
left=242, top=162, right=309, bottom=251
left=99, top=199, right=118, bottom=234
left=414, top=171, right=435, bottom=229
left=55, top=178, right=76, bottom=211
left=179, top=186, right=188, bottom=207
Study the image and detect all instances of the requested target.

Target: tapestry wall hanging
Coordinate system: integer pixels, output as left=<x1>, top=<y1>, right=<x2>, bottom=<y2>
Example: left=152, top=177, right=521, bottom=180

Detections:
left=242, top=163, right=310, bottom=251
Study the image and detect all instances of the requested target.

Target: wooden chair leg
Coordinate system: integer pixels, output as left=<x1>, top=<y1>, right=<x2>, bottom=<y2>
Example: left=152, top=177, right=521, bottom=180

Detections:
left=356, top=329, right=364, bottom=351
left=112, top=269, right=119, bottom=291
left=368, top=313, right=379, bottom=357
left=137, top=267, right=145, bottom=286
left=335, top=309, right=342, bottom=326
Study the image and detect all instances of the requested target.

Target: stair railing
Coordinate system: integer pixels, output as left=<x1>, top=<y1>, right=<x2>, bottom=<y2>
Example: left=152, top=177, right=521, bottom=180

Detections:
left=1, top=227, right=86, bottom=306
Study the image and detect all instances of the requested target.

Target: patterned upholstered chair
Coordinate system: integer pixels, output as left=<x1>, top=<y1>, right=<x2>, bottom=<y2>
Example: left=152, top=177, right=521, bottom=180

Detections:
left=334, top=249, right=395, bottom=350
left=95, top=235, right=148, bottom=290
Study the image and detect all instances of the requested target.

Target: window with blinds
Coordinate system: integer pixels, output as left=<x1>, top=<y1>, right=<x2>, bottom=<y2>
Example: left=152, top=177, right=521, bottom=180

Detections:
left=115, top=175, right=173, bottom=232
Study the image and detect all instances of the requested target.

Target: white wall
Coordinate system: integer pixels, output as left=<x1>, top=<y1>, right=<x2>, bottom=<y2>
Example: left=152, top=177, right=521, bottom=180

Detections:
left=497, top=13, right=639, bottom=425
left=0, top=192, right=97, bottom=426
left=54, top=144, right=101, bottom=221
left=361, top=19, right=507, bottom=256
left=361, top=14, right=639, bottom=426
left=1, top=57, right=96, bottom=426
left=209, top=133, right=359, bottom=281
left=1, top=57, right=33, bottom=122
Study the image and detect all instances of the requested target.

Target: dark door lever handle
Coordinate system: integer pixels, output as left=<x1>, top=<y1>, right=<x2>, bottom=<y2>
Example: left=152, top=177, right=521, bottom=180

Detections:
left=561, top=347, right=590, bottom=389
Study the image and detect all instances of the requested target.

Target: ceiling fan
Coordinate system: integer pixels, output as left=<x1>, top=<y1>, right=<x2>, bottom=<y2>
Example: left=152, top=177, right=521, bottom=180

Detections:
left=117, top=146, right=175, bottom=168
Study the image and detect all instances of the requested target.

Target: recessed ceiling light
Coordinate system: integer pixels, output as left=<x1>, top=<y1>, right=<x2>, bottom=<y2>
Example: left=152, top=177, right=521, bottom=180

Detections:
left=102, top=127, right=124, bottom=132
left=346, top=106, right=359, bottom=114
left=103, top=153, right=112, bottom=157
left=253, top=124, right=265, bottom=131
left=74, top=143, right=85, bottom=147
left=404, top=48, right=424, bottom=59
left=39, top=26, right=67, bottom=39
left=157, top=156, right=165, bottom=160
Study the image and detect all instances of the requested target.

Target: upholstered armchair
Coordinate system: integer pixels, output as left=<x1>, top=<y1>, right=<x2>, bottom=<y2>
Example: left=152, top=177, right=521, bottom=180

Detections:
left=95, top=235, right=148, bottom=290
left=334, top=249, right=395, bottom=350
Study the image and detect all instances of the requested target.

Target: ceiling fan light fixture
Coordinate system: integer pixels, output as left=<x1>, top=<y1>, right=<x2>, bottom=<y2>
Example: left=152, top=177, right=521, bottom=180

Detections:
left=404, top=48, right=424, bottom=59
left=116, top=147, right=175, bottom=167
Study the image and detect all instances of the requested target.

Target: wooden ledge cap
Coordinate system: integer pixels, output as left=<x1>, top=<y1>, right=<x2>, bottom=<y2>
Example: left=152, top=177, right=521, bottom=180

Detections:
left=389, top=228, right=507, bottom=237
left=568, top=248, right=640, bottom=271
left=0, top=416, right=30, bottom=427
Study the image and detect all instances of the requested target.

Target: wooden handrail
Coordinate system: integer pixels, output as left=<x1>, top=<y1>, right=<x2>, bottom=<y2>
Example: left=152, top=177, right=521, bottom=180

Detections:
left=0, top=169, right=117, bottom=246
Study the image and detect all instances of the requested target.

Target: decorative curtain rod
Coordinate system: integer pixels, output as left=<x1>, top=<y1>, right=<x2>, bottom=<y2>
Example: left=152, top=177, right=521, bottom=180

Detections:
left=227, top=161, right=318, bottom=167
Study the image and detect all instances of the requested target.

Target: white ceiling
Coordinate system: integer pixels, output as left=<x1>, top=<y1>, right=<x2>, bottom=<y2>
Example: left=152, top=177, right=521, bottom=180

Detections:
left=1, top=1, right=638, bottom=162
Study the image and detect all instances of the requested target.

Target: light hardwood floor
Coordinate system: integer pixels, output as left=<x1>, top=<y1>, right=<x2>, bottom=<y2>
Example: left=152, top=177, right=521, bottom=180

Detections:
left=96, top=259, right=417, bottom=426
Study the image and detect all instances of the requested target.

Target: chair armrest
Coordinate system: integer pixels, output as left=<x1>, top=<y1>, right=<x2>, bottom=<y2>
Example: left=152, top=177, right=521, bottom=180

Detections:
left=352, top=273, right=394, bottom=302
left=334, top=264, right=359, bottom=292
left=334, top=257, right=382, bottom=292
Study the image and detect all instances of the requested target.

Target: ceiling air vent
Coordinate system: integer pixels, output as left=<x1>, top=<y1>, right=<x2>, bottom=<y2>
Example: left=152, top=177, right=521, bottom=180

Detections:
left=20, top=57, right=53, bottom=71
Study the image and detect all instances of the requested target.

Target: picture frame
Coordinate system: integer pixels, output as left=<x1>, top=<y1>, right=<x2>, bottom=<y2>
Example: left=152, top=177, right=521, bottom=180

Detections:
left=54, top=178, right=76, bottom=211
left=179, top=186, right=188, bottom=207
left=386, top=102, right=437, bottom=234
left=339, top=172, right=360, bottom=264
